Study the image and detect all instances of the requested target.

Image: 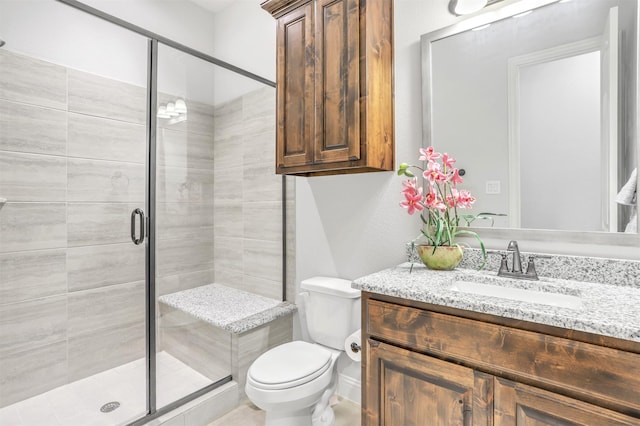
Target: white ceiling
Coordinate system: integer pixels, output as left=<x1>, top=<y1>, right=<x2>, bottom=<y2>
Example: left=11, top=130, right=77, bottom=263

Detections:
left=188, top=0, right=247, bottom=13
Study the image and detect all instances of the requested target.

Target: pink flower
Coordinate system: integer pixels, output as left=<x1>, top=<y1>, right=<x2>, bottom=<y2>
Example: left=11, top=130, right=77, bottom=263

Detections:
left=446, top=188, right=459, bottom=208
left=401, top=178, right=418, bottom=194
left=456, top=190, right=476, bottom=209
left=448, top=168, right=464, bottom=186
left=425, top=187, right=446, bottom=212
left=418, top=146, right=441, bottom=162
left=400, top=187, right=424, bottom=215
left=442, top=153, right=456, bottom=170
left=423, top=160, right=446, bottom=185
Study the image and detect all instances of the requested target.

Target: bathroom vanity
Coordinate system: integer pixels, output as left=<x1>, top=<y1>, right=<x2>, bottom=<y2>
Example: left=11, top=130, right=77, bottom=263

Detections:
left=354, top=261, right=640, bottom=425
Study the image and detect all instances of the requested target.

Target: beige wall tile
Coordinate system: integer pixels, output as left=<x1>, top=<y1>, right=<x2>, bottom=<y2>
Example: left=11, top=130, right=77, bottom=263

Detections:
left=0, top=50, right=67, bottom=110
left=0, top=295, right=67, bottom=353
left=156, top=202, right=214, bottom=241
left=214, top=237, right=243, bottom=273
left=68, top=69, right=146, bottom=124
left=67, top=321, right=145, bottom=382
left=156, top=269, right=214, bottom=297
left=67, top=202, right=140, bottom=246
left=241, top=275, right=282, bottom=301
left=0, top=151, right=67, bottom=202
left=214, top=168, right=242, bottom=202
left=67, top=158, right=145, bottom=203
left=242, top=87, right=276, bottom=122
left=0, top=341, right=67, bottom=408
left=213, top=201, right=242, bottom=238
left=159, top=306, right=231, bottom=382
left=157, top=166, right=214, bottom=203
left=68, top=112, right=146, bottom=163
left=0, top=203, right=66, bottom=252
left=212, top=268, right=243, bottom=290
left=67, top=243, right=145, bottom=292
left=213, top=135, right=243, bottom=172
left=67, top=281, right=145, bottom=337
left=243, top=201, right=282, bottom=243
left=0, top=249, right=67, bottom=304
left=156, top=237, right=214, bottom=278
left=0, top=101, right=67, bottom=155
left=213, top=98, right=243, bottom=141
left=243, top=162, right=282, bottom=203
left=157, top=128, right=214, bottom=170
left=243, top=239, right=282, bottom=284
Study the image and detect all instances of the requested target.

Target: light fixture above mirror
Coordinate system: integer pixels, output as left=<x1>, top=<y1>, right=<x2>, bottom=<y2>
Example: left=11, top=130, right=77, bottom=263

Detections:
left=449, top=0, right=505, bottom=16
left=449, top=0, right=488, bottom=15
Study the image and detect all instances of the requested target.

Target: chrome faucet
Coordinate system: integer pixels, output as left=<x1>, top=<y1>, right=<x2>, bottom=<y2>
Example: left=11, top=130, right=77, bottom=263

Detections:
left=487, top=240, right=550, bottom=280
left=507, top=240, right=522, bottom=273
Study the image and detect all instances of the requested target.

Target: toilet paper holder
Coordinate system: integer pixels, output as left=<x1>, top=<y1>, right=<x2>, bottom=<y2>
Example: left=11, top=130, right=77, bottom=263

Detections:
left=350, top=342, right=361, bottom=354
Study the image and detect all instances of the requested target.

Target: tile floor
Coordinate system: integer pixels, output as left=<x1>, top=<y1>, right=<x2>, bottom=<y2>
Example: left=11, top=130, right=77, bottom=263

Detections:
left=0, top=351, right=214, bottom=426
left=207, top=397, right=361, bottom=426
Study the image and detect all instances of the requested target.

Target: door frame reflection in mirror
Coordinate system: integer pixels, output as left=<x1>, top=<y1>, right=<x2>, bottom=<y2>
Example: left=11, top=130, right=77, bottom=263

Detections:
left=420, top=0, right=639, bottom=251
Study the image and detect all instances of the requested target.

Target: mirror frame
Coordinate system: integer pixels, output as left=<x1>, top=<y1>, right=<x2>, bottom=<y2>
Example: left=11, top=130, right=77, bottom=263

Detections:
left=420, top=0, right=640, bottom=249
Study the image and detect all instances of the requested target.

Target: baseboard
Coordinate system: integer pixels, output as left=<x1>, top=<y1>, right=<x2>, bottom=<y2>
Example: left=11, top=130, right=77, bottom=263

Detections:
left=337, top=373, right=361, bottom=405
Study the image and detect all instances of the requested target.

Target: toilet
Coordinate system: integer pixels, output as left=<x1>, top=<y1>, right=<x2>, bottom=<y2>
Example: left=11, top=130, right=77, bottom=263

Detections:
left=245, top=277, right=361, bottom=426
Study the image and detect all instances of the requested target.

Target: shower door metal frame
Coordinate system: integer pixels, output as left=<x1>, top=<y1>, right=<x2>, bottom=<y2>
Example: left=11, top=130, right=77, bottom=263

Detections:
left=52, top=1, right=280, bottom=424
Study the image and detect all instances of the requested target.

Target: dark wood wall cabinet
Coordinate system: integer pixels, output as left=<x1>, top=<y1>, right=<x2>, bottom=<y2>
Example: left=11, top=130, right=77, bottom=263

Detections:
left=261, top=0, right=394, bottom=176
left=362, top=292, right=640, bottom=425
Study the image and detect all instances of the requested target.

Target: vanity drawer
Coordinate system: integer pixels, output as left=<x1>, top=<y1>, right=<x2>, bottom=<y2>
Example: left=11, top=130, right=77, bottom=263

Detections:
left=366, top=298, right=640, bottom=417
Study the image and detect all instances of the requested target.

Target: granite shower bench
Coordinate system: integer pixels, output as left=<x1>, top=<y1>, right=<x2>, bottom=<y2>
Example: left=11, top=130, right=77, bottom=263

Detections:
left=158, top=284, right=297, bottom=400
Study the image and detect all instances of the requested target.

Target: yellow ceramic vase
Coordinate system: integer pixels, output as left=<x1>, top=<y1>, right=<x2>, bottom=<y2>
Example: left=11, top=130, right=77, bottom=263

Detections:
left=417, top=245, right=463, bottom=270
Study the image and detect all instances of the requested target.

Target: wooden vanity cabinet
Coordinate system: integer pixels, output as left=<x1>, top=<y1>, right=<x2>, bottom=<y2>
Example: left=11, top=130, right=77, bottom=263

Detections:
left=362, top=293, right=640, bottom=425
left=261, top=0, right=394, bottom=176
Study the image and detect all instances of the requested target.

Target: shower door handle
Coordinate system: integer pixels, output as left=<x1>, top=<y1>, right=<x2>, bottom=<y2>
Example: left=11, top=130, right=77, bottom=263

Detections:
left=130, top=208, right=145, bottom=245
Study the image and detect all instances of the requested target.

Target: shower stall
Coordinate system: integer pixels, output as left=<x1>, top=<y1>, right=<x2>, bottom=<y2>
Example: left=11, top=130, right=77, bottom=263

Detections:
left=0, top=1, right=288, bottom=425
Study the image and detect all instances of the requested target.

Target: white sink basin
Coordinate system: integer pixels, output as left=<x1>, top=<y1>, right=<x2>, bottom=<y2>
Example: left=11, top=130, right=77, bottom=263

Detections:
left=450, top=280, right=583, bottom=309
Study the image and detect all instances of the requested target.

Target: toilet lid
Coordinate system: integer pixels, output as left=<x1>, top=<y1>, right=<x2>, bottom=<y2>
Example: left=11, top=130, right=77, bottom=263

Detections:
left=248, top=341, right=332, bottom=390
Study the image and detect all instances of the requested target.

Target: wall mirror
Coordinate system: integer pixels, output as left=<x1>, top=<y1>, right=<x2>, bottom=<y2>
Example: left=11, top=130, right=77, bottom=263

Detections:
left=421, top=0, right=639, bottom=247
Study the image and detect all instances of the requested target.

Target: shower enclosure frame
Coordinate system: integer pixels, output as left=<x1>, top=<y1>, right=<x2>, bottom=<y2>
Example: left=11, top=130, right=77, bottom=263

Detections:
left=50, top=1, right=282, bottom=424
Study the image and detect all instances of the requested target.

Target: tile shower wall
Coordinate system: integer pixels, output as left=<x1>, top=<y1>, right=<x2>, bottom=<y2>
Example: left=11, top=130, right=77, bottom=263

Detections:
left=212, top=87, right=284, bottom=301
left=155, top=94, right=216, bottom=296
left=0, top=49, right=147, bottom=407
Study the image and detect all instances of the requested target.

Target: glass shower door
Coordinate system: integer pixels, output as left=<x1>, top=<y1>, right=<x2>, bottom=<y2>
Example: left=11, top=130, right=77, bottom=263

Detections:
left=154, top=43, right=228, bottom=409
left=0, top=1, right=149, bottom=424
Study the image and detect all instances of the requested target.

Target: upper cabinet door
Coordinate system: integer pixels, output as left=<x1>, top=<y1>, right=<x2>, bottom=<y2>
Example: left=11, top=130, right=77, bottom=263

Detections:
left=313, top=0, right=360, bottom=164
left=263, top=0, right=394, bottom=176
left=276, top=3, right=315, bottom=170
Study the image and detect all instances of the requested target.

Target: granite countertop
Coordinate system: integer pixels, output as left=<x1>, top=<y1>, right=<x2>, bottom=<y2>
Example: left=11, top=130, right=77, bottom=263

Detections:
left=353, top=263, right=640, bottom=343
left=159, top=284, right=297, bottom=334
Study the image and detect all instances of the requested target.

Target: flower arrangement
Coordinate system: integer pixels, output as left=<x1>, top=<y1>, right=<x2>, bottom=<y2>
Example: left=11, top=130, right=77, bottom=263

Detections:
left=399, top=147, right=489, bottom=268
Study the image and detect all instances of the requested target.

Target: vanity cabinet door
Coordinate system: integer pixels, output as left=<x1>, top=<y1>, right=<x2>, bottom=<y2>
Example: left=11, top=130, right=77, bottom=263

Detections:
left=494, top=378, right=640, bottom=426
left=364, top=339, right=493, bottom=426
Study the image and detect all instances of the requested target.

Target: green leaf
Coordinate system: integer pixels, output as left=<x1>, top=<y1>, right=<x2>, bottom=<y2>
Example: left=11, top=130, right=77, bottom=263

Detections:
left=453, top=229, right=487, bottom=269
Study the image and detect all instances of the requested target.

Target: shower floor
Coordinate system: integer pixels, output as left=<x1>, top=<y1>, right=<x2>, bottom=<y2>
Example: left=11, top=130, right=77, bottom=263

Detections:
left=0, top=351, right=214, bottom=426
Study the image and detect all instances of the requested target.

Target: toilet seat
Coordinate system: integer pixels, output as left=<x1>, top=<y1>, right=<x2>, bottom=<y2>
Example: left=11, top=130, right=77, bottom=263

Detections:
left=247, top=341, right=333, bottom=390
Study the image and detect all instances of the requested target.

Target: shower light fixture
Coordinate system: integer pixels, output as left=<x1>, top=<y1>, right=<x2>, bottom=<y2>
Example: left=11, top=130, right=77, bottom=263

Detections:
left=165, top=102, right=180, bottom=117
left=157, top=98, right=187, bottom=121
left=449, top=0, right=488, bottom=15
left=174, top=99, right=187, bottom=114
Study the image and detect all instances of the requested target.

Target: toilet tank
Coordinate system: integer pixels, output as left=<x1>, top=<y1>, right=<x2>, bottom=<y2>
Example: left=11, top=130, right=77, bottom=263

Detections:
left=301, top=277, right=361, bottom=350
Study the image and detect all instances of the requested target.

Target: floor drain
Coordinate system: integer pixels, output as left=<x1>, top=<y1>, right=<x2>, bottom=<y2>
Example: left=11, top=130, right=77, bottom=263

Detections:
left=100, top=401, right=121, bottom=413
